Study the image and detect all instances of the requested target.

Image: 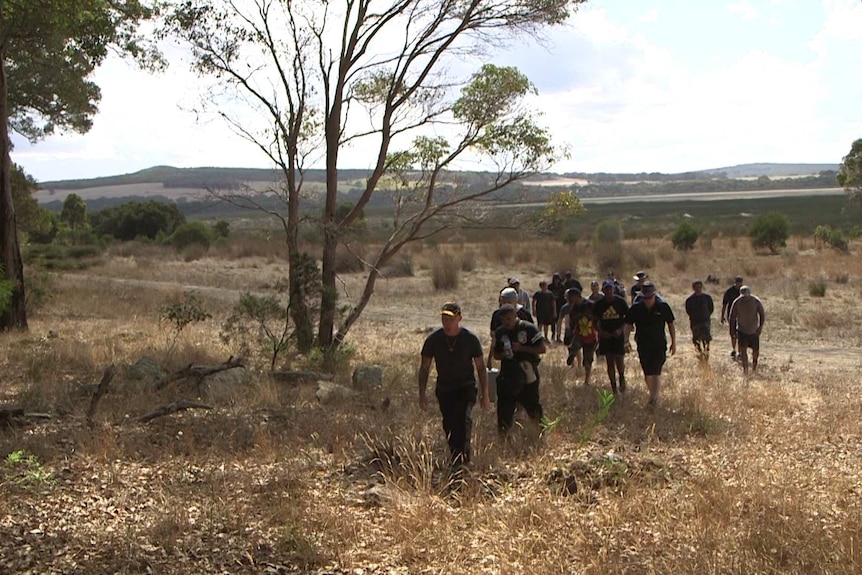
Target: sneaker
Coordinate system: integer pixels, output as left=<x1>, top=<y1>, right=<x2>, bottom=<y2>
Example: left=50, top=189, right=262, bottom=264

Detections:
left=730, top=350, right=737, bottom=359
left=566, top=353, right=575, bottom=366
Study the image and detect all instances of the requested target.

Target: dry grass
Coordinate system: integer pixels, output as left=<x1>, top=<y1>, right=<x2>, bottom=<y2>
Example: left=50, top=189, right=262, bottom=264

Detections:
left=1, top=235, right=861, bottom=574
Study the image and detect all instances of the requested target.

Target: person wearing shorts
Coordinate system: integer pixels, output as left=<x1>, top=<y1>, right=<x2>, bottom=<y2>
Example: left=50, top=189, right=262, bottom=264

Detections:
left=729, top=285, right=766, bottom=375
left=566, top=288, right=598, bottom=386
left=592, top=280, right=630, bottom=395
left=721, top=276, right=744, bottom=359
left=532, top=280, right=557, bottom=341
left=685, top=279, right=715, bottom=359
left=624, top=282, right=676, bottom=407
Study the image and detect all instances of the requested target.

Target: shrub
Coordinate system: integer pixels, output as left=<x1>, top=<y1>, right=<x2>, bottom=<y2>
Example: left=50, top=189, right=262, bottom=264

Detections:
left=383, top=256, right=414, bottom=277
left=594, top=242, right=624, bottom=275
left=671, top=221, right=700, bottom=251
left=809, top=279, right=827, bottom=297
left=627, top=245, right=655, bottom=270
left=431, top=257, right=459, bottom=290
left=170, top=221, right=212, bottom=250
left=595, top=219, right=624, bottom=244
left=834, top=272, right=850, bottom=284
left=749, top=212, right=790, bottom=253
left=334, top=245, right=365, bottom=273
left=459, top=250, right=476, bottom=272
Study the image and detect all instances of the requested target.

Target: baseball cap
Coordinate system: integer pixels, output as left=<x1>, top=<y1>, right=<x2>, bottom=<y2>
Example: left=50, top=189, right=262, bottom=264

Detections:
left=633, top=271, right=648, bottom=280
left=500, top=287, right=518, bottom=302
left=441, top=302, right=461, bottom=316
left=641, top=282, right=657, bottom=297
left=509, top=277, right=521, bottom=286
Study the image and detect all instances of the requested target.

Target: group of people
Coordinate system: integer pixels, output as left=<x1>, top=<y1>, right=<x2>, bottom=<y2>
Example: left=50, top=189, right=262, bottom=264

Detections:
left=418, top=272, right=766, bottom=471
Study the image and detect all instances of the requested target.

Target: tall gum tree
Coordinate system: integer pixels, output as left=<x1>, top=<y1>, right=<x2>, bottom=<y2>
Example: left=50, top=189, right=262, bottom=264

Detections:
left=166, top=0, right=585, bottom=350
left=0, top=0, right=162, bottom=329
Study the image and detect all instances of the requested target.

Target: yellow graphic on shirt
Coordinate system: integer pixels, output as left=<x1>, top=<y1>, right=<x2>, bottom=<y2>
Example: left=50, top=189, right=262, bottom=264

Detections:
left=577, top=316, right=595, bottom=337
left=602, top=308, right=620, bottom=320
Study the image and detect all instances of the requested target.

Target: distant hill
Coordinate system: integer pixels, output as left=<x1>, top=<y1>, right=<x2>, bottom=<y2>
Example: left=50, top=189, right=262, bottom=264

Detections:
left=695, top=163, right=839, bottom=178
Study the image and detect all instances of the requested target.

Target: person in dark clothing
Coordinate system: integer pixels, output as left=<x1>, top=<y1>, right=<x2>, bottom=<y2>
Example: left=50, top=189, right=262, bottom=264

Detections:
left=685, top=279, right=715, bottom=359
left=630, top=271, right=648, bottom=303
left=548, top=273, right=567, bottom=342
left=419, top=302, right=490, bottom=469
left=592, top=280, right=630, bottom=395
left=532, top=280, right=557, bottom=341
left=588, top=280, right=602, bottom=302
left=624, top=283, right=676, bottom=407
left=566, top=288, right=598, bottom=386
left=563, top=271, right=583, bottom=292
left=720, top=276, right=744, bottom=359
left=493, top=305, right=546, bottom=433
left=488, top=287, right=534, bottom=369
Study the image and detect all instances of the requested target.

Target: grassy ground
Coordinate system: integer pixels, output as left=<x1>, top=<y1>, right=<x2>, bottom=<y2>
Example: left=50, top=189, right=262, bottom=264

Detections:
left=1, top=234, right=861, bottom=574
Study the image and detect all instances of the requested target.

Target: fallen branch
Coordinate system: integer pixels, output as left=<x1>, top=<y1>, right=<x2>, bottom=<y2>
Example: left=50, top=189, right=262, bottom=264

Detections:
left=137, top=400, right=213, bottom=424
left=0, top=408, right=53, bottom=426
left=154, top=356, right=245, bottom=391
left=86, top=364, right=117, bottom=428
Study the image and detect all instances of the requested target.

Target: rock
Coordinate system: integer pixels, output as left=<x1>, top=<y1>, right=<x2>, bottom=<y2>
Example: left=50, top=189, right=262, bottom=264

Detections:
left=200, top=368, right=254, bottom=403
left=316, top=381, right=357, bottom=404
left=269, top=370, right=333, bottom=384
left=362, top=483, right=395, bottom=507
left=352, top=365, right=383, bottom=391
left=125, top=356, right=165, bottom=382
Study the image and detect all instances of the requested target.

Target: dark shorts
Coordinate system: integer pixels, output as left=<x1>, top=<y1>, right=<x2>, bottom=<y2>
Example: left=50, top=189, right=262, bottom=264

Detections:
left=737, top=332, right=760, bottom=351
left=598, top=334, right=625, bottom=356
left=637, top=347, right=667, bottom=376
left=537, top=312, right=555, bottom=326
left=691, top=322, right=711, bottom=342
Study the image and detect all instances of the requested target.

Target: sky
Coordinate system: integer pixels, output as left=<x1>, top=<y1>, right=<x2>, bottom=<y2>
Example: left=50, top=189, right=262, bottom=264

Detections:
left=10, top=0, right=862, bottom=183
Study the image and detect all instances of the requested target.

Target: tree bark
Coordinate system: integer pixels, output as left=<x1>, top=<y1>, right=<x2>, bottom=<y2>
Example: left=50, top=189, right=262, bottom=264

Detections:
left=0, top=19, right=28, bottom=331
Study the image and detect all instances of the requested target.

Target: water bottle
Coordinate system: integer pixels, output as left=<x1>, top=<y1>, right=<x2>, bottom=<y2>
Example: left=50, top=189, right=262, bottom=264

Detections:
left=500, top=334, right=514, bottom=359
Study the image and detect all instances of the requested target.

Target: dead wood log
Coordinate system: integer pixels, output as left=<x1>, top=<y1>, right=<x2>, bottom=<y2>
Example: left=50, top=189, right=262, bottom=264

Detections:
left=153, top=356, right=245, bottom=391
left=137, top=400, right=213, bottom=423
left=0, top=408, right=53, bottom=426
left=86, top=364, right=117, bottom=428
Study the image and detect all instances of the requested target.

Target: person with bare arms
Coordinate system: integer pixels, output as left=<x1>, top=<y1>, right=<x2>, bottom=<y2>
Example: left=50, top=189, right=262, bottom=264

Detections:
left=685, top=279, right=715, bottom=359
left=721, top=276, right=744, bottom=360
left=532, top=280, right=557, bottom=341
left=592, top=280, right=629, bottom=395
left=729, top=286, right=766, bottom=375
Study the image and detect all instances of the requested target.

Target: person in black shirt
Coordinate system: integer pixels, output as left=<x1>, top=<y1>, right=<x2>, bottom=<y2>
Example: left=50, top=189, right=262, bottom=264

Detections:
left=419, top=302, right=490, bottom=469
left=630, top=271, right=648, bottom=304
left=487, top=287, right=534, bottom=369
left=624, top=283, right=676, bottom=407
left=563, top=271, right=582, bottom=292
left=548, top=273, right=566, bottom=342
left=592, top=280, right=630, bottom=394
left=532, top=280, right=557, bottom=341
left=720, top=275, right=744, bottom=359
left=685, top=279, right=715, bottom=359
left=493, top=305, right=546, bottom=433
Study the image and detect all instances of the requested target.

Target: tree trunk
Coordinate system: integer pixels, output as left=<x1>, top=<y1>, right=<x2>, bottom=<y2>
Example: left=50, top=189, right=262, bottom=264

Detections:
left=0, top=32, right=28, bottom=331
left=317, top=93, right=342, bottom=349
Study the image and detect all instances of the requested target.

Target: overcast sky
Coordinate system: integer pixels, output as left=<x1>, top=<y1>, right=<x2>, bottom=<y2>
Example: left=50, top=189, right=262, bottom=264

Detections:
left=10, top=0, right=862, bottom=183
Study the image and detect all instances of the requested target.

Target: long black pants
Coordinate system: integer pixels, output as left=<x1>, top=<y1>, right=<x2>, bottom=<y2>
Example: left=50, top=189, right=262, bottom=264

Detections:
left=436, top=385, right=477, bottom=467
left=496, top=373, right=543, bottom=432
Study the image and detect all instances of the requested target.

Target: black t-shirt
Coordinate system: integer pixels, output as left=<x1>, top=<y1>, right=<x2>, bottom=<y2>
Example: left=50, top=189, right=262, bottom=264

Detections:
left=685, top=292, right=714, bottom=324
left=630, top=283, right=644, bottom=300
left=548, top=281, right=566, bottom=308
left=490, top=307, right=533, bottom=334
left=625, top=300, right=675, bottom=347
left=564, top=278, right=583, bottom=292
left=532, top=290, right=556, bottom=318
left=592, top=295, right=630, bottom=333
left=723, top=285, right=741, bottom=310
left=494, top=320, right=544, bottom=377
left=421, top=327, right=483, bottom=392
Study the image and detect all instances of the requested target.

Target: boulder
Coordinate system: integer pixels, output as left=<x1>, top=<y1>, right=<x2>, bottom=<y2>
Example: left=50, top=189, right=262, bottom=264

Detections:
left=316, top=381, right=358, bottom=404
left=125, top=357, right=166, bottom=383
left=200, top=368, right=254, bottom=403
left=352, top=365, right=384, bottom=391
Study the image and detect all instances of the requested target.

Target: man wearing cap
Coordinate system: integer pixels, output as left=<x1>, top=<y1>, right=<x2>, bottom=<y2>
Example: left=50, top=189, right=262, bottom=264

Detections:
left=419, top=302, right=491, bottom=471
left=721, top=276, right=744, bottom=359
left=630, top=271, right=649, bottom=304
left=624, top=282, right=677, bottom=407
left=493, top=304, right=546, bottom=434
left=685, top=280, right=715, bottom=359
left=509, top=278, right=532, bottom=311
left=566, top=288, right=598, bottom=386
left=487, top=287, right=534, bottom=369
left=729, top=286, right=766, bottom=375
left=592, top=279, right=630, bottom=394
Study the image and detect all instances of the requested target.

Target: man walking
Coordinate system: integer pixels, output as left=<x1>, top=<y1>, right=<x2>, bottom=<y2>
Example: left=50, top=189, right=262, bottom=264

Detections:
left=592, top=279, right=630, bottom=395
left=419, top=302, right=491, bottom=471
left=566, top=288, right=598, bottom=387
left=624, top=283, right=676, bottom=407
left=729, top=286, right=766, bottom=375
left=685, top=279, right=715, bottom=359
left=721, top=276, right=744, bottom=359
left=532, top=280, right=557, bottom=341
left=493, top=304, right=546, bottom=434
left=488, top=287, right=533, bottom=369
left=630, top=271, right=648, bottom=303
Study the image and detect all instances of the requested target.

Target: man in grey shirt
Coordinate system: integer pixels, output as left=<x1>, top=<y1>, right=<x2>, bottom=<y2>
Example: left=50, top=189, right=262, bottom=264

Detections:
left=729, top=286, right=766, bottom=375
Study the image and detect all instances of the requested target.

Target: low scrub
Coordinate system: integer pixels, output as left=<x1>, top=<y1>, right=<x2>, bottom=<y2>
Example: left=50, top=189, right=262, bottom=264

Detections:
left=431, top=256, right=459, bottom=290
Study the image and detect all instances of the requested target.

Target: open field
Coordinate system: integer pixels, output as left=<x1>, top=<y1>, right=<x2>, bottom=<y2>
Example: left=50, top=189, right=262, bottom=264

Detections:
left=2, top=235, right=862, bottom=574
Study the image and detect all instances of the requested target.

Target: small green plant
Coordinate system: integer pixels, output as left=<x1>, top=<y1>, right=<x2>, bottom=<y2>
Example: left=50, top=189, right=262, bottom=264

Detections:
left=671, top=221, right=700, bottom=251
left=221, top=291, right=292, bottom=369
left=5, top=450, right=55, bottom=487
left=808, top=279, right=827, bottom=297
left=539, top=414, right=562, bottom=437
left=577, top=389, right=616, bottom=444
left=159, top=293, right=212, bottom=360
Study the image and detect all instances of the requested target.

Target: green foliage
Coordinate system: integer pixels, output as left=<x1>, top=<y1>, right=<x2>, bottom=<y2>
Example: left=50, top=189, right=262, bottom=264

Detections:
left=837, top=138, right=862, bottom=201
left=60, top=193, right=88, bottom=231
left=4, top=450, right=55, bottom=487
left=808, top=280, right=827, bottom=298
left=671, top=221, right=700, bottom=251
left=221, top=292, right=291, bottom=370
left=453, top=64, right=535, bottom=127
left=91, top=200, right=186, bottom=241
left=24, top=270, right=54, bottom=315
left=11, top=164, right=58, bottom=243
left=539, top=191, right=586, bottom=233
left=169, top=221, right=212, bottom=250
left=160, top=293, right=212, bottom=360
left=0, top=265, right=14, bottom=315
left=213, top=220, right=230, bottom=238
left=749, top=211, right=790, bottom=253
left=577, top=389, right=616, bottom=444
left=814, top=225, right=849, bottom=252
left=595, top=219, right=624, bottom=244
left=306, top=341, right=357, bottom=374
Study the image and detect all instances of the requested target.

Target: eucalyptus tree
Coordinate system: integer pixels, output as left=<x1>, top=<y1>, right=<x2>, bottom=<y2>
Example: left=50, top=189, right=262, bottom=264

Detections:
left=167, top=0, right=584, bottom=350
left=0, top=0, right=162, bottom=330
left=837, top=138, right=862, bottom=203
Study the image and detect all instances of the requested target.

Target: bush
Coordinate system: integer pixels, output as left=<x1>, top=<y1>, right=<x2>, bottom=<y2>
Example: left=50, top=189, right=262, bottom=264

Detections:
left=749, top=212, right=790, bottom=253
left=671, top=221, right=700, bottom=251
left=170, top=222, right=212, bottom=250
left=334, top=245, right=365, bottom=273
left=431, top=257, right=459, bottom=290
left=834, top=272, right=850, bottom=284
left=594, top=242, right=624, bottom=275
left=814, top=225, right=849, bottom=252
left=809, top=279, right=827, bottom=297
left=627, top=245, right=655, bottom=270
left=459, top=250, right=476, bottom=272
left=595, top=219, right=624, bottom=244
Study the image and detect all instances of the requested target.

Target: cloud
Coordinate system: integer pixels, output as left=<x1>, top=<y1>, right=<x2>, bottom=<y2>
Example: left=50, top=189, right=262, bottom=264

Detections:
left=727, top=1, right=759, bottom=21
